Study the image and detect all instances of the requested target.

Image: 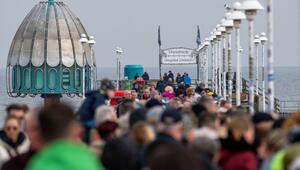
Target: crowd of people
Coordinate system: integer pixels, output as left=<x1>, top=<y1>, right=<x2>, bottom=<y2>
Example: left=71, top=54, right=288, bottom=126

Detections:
left=0, top=78, right=300, bottom=170
left=134, top=71, right=192, bottom=87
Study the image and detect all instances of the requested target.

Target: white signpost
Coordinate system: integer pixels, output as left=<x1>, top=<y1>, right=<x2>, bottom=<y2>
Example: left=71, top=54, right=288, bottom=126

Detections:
left=159, top=47, right=200, bottom=80
left=157, top=26, right=201, bottom=81
left=161, top=48, right=198, bottom=65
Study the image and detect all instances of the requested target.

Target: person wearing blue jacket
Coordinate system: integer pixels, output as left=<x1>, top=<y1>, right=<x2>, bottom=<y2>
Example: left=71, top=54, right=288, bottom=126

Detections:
left=184, top=73, right=191, bottom=87
left=77, top=79, right=115, bottom=143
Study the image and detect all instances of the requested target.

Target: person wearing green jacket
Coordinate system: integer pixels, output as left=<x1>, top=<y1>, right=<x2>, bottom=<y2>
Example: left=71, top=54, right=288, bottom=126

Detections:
left=25, top=103, right=104, bottom=170
left=26, top=140, right=103, bottom=170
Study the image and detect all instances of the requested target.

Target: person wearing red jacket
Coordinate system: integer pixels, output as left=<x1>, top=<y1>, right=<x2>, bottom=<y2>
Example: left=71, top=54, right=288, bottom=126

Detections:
left=219, top=114, right=258, bottom=170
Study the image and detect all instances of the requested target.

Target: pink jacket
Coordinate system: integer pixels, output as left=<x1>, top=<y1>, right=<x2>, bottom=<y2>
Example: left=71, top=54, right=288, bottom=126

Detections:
left=162, top=92, right=175, bottom=99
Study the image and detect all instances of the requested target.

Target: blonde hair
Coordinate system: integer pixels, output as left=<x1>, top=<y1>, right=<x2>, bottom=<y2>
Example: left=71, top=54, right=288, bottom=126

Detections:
left=228, top=115, right=252, bottom=141
left=283, top=112, right=300, bottom=130
left=130, top=122, right=155, bottom=145
left=186, top=87, right=195, bottom=97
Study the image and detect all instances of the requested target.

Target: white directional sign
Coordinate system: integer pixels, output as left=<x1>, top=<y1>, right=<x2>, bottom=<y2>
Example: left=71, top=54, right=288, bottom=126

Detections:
left=161, top=47, right=198, bottom=65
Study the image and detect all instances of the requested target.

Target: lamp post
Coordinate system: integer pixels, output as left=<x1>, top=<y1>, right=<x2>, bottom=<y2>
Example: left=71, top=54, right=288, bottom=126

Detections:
left=216, top=26, right=223, bottom=96
left=220, top=20, right=227, bottom=100
left=88, top=36, right=96, bottom=90
left=218, top=25, right=226, bottom=98
left=115, top=47, right=123, bottom=90
left=204, top=38, right=210, bottom=87
left=213, top=31, right=219, bottom=93
left=210, top=33, right=216, bottom=90
left=239, top=48, right=244, bottom=92
left=230, top=1, right=246, bottom=106
left=241, top=0, right=264, bottom=114
left=267, top=0, right=275, bottom=113
left=80, top=34, right=88, bottom=98
left=224, top=12, right=234, bottom=104
left=260, top=32, right=268, bottom=112
left=254, top=34, right=260, bottom=96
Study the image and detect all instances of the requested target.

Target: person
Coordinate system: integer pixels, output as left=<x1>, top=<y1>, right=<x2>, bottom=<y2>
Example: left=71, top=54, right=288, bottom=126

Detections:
left=95, top=106, right=117, bottom=126
left=145, top=142, right=202, bottom=170
left=146, top=106, right=164, bottom=130
left=101, top=137, right=136, bottom=170
left=219, top=100, right=232, bottom=113
left=260, top=130, right=286, bottom=170
left=163, top=73, right=168, bottom=82
left=93, top=105, right=118, bottom=146
left=176, top=82, right=185, bottom=96
left=117, top=99, right=135, bottom=135
left=134, top=73, right=139, bottom=80
left=167, top=71, right=174, bottom=82
left=131, top=90, right=140, bottom=102
left=219, top=114, right=257, bottom=170
left=197, top=96, right=218, bottom=114
left=176, top=73, right=183, bottom=84
left=185, top=87, right=195, bottom=103
left=129, top=122, right=155, bottom=147
left=195, top=83, right=206, bottom=95
left=92, top=121, right=120, bottom=157
left=184, top=73, right=191, bottom=87
left=162, top=86, right=175, bottom=100
left=252, top=112, right=274, bottom=164
left=168, top=98, right=184, bottom=110
left=142, top=88, right=151, bottom=100
left=143, top=109, right=185, bottom=168
left=142, top=72, right=150, bottom=81
left=188, top=113, right=220, bottom=141
left=156, top=76, right=165, bottom=93
left=26, top=103, right=103, bottom=170
left=189, top=136, right=220, bottom=170
left=6, top=104, right=28, bottom=122
left=78, top=79, right=115, bottom=143
left=0, top=116, right=30, bottom=167
left=1, top=111, right=43, bottom=170
left=150, top=109, right=183, bottom=145
left=101, top=109, right=148, bottom=170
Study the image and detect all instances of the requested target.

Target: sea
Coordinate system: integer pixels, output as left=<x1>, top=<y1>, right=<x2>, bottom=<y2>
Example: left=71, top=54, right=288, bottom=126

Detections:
left=0, top=66, right=299, bottom=125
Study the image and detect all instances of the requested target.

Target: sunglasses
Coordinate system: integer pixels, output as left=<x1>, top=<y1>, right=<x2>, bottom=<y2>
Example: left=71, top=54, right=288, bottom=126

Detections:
left=5, top=126, right=18, bottom=131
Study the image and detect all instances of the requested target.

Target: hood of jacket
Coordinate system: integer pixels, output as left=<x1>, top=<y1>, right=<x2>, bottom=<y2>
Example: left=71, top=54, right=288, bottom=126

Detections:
left=0, top=130, right=27, bottom=149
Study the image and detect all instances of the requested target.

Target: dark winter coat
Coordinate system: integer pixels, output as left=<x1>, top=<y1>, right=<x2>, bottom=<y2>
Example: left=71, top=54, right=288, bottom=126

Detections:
left=1, top=150, right=35, bottom=170
left=78, top=90, right=106, bottom=128
left=219, top=133, right=258, bottom=170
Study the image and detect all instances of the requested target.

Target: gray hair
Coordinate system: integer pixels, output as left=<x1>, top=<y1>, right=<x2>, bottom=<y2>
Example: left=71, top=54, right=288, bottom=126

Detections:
left=189, top=137, right=220, bottom=160
left=95, top=105, right=117, bottom=126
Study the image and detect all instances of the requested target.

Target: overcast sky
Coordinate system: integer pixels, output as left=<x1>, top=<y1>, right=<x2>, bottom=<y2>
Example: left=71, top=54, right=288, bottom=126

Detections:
left=1, top=0, right=299, bottom=68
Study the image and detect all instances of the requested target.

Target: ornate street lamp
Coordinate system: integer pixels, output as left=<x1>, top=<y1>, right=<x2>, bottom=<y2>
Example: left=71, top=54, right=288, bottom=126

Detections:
left=223, top=12, right=234, bottom=104
left=254, top=34, right=261, bottom=96
left=267, top=0, right=275, bottom=113
left=115, top=47, right=123, bottom=90
left=216, top=25, right=225, bottom=96
left=210, top=33, right=216, bottom=91
left=230, top=1, right=246, bottom=106
left=240, top=0, right=264, bottom=114
left=260, top=32, right=268, bottom=112
left=204, top=38, right=210, bottom=87
left=88, top=36, right=96, bottom=90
